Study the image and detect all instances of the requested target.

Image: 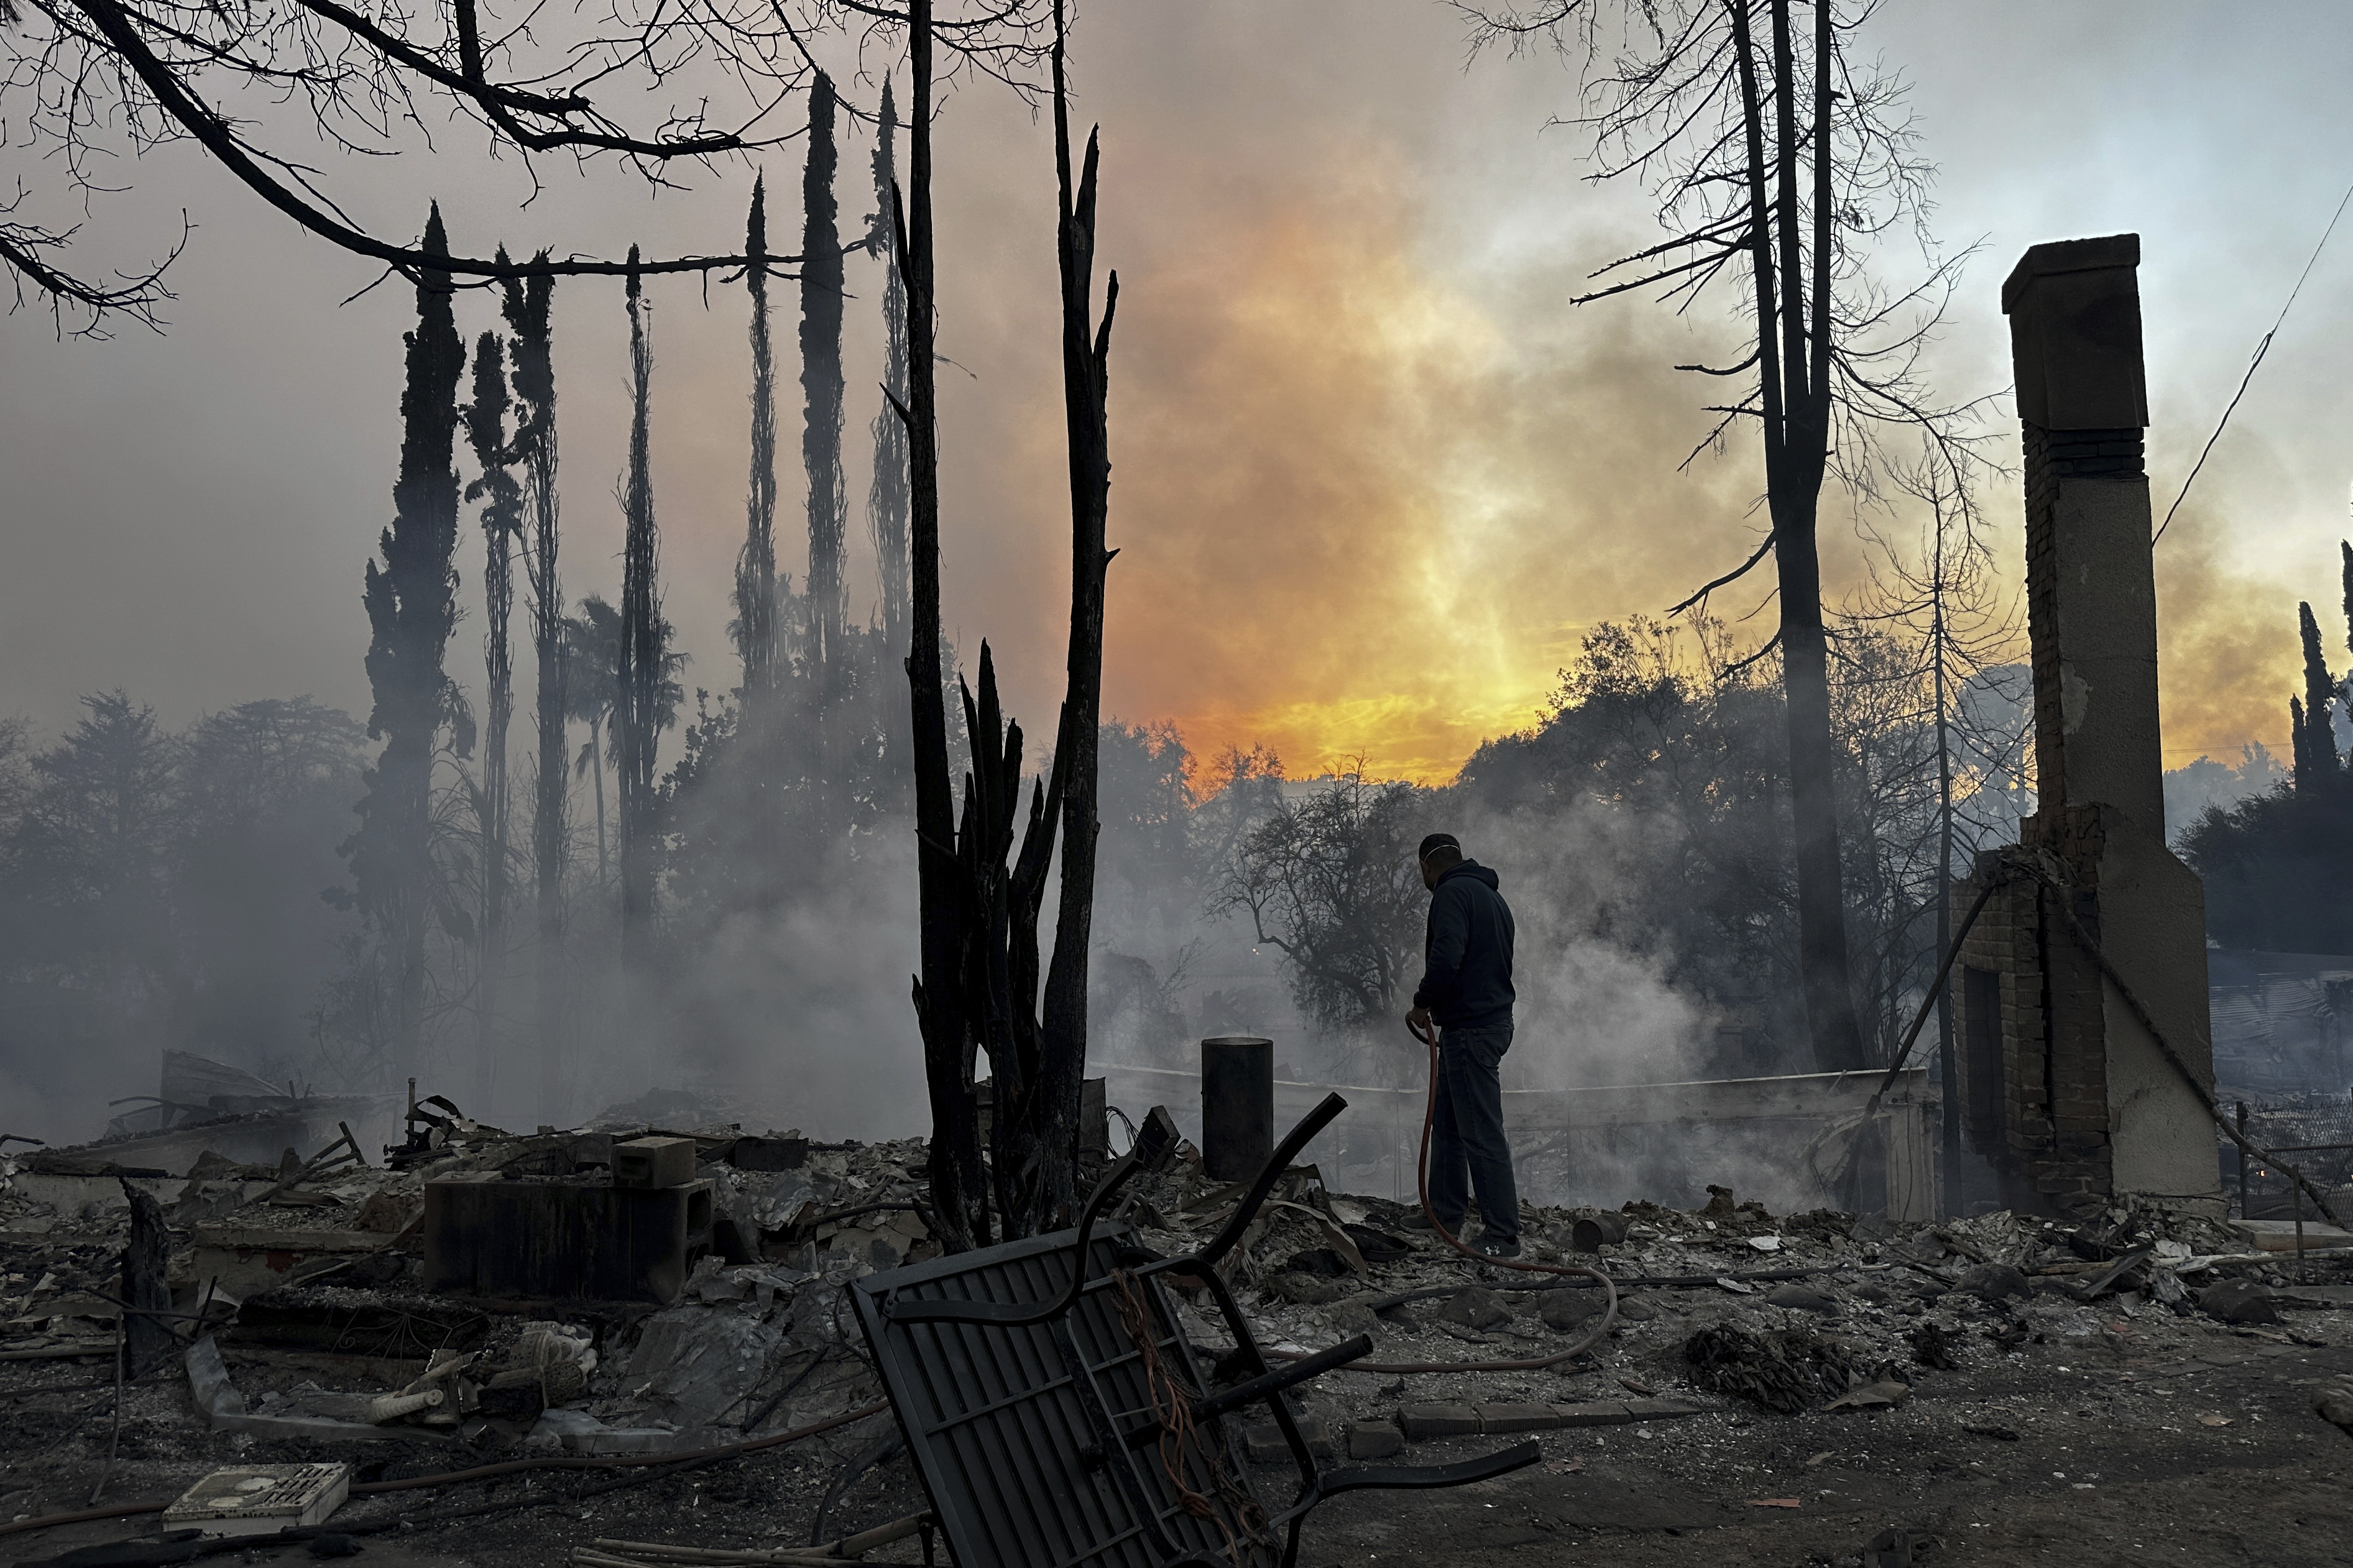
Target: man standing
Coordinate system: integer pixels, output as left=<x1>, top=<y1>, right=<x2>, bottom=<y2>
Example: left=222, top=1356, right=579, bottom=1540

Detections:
left=1405, top=833, right=1520, bottom=1259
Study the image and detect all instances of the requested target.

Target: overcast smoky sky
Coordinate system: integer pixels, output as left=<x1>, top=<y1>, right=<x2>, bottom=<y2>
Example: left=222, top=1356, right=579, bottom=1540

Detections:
left=6, top=1, right=2353, bottom=781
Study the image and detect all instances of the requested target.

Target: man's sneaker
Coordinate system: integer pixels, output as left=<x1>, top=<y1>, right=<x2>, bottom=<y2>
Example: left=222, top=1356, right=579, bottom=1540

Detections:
left=1398, top=1211, right=1455, bottom=1232
left=1475, top=1236, right=1522, bottom=1260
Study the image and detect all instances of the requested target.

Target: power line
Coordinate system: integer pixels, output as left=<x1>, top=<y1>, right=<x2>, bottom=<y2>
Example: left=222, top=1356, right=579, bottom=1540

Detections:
left=2154, top=176, right=2353, bottom=546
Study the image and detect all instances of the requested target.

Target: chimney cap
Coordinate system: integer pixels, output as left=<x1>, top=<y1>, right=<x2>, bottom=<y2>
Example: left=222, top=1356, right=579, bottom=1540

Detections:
left=2004, top=232, right=2140, bottom=314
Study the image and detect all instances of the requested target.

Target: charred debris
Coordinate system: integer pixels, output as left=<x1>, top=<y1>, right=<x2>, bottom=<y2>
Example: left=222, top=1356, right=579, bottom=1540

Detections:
left=6, top=1065, right=2353, bottom=1567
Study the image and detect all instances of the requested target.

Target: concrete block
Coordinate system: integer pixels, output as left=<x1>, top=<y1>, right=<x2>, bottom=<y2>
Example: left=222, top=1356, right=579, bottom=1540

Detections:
left=421, top=1176, right=714, bottom=1302
left=614, top=1136, right=697, bottom=1190
left=1399, top=1403, right=1482, bottom=1439
left=1243, top=1419, right=1332, bottom=1463
left=1345, top=1420, right=1404, bottom=1459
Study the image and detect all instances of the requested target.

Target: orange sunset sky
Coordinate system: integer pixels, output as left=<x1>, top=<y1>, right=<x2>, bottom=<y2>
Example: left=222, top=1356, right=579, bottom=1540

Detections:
left=7, top=2, right=2353, bottom=785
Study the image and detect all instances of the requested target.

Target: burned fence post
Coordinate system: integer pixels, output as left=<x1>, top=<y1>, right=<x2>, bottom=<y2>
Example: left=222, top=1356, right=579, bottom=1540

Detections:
left=119, top=1178, right=175, bottom=1377
left=1201, top=1035, right=1273, bottom=1181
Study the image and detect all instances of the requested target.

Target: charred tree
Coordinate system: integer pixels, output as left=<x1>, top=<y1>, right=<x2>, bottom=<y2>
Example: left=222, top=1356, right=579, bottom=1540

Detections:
left=895, top=0, right=987, bottom=1252
left=464, top=329, right=522, bottom=1108
left=346, top=204, right=465, bottom=1083
left=1725, top=0, right=1854, bottom=1072
left=616, top=253, right=665, bottom=966
left=733, top=177, right=787, bottom=897
left=801, top=70, right=849, bottom=845
left=737, top=176, right=781, bottom=704
left=500, top=258, right=566, bottom=1121
left=962, top=646, right=1066, bottom=1240
left=867, top=80, right=913, bottom=648
left=801, top=71, right=848, bottom=675
left=7, top=0, right=827, bottom=333
left=1458, top=0, right=1984, bottom=1073
left=119, top=1180, right=173, bottom=1377
left=2341, top=539, right=2353, bottom=659
left=2295, top=599, right=2338, bottom=789
left=1033, top=0, right=1118, bottom=1226
left=889, top=0, right=1115, bottom=1247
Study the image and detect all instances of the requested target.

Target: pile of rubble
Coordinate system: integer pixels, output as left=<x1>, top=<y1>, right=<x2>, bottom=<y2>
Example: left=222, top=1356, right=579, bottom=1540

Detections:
left=6, top=1081, right=2353, bottom=1564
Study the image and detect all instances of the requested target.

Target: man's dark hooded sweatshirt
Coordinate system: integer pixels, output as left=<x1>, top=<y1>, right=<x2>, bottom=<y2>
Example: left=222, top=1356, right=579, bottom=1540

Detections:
left=1412, top=861, right=1514, bottom=1029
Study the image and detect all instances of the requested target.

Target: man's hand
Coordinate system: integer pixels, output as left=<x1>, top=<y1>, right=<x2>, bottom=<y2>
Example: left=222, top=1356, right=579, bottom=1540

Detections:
left=1406, top=1006, right=1434, bottom=1038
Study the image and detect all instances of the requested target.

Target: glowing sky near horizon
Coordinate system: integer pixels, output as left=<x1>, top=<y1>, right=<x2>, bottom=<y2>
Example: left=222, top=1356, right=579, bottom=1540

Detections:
left=7, top=2, right=2353, bottom=786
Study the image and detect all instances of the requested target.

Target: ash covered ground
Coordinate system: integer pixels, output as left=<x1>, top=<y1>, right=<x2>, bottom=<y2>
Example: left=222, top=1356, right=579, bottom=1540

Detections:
left=4, top=1099, right=2352, bottom=1568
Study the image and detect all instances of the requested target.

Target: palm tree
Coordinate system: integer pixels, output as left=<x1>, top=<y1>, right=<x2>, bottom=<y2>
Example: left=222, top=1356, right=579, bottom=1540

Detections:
left=561, top=599, right=622, bottom=887
left=562, top=595, right=684, bottom=889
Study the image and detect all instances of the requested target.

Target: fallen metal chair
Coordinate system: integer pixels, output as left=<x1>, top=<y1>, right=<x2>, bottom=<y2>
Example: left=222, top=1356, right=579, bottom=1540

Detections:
left=850, top=1094, right=1539, bottom=1568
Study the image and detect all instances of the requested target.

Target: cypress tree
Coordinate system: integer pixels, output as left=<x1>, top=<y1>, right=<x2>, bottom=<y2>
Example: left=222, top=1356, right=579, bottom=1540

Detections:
left=2300, top=600, right=2339, bottom=789
left=464, top=329, right=521, bottom=1108
left=617, top=252, right=665, bottom=965
left=736, top=177, right=780, bottom=699
left=499, top=255, right=565, bottom=1121
left=2340, top=538, right=2353, bottom=657
left=801, top=71, right=847, bottom=674
left=348, top=204, right=466, bottom=1081
left=867, top=81, right=911, bottom=647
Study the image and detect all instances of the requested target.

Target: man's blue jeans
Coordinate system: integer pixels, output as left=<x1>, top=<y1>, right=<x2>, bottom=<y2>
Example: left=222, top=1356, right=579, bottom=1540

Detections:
left=1429, top=1021, right=1517, bottom=1244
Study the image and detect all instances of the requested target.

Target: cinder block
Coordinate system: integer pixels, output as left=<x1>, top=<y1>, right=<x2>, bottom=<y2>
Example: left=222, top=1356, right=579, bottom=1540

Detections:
left=423, top=1176, right=714, bottom=1302
left=1243, top=1419, right=1333, bottom=1463
left=1345, top=1420, right=1404, bottom=1459
left=614, top=1135, right=697, bottom=1190
left=1398, top=1403, right=1482, bottom=1439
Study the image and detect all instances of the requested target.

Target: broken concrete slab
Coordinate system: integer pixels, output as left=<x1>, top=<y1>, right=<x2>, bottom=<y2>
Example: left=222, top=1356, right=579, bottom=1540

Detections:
left=186, top=1335, right=450, bottom=1444
left=2229, top=1220, right=2353, bottom=1253
left=185, top=1224, right=402, bottom=1298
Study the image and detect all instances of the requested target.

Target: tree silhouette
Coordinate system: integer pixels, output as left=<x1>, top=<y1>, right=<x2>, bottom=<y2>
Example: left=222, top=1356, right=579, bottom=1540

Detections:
left=346, top=204, right=466, bottom=1083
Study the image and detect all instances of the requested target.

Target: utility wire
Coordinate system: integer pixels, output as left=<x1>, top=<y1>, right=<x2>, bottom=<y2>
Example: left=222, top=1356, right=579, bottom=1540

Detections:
left=2156, top=177, right=2353, bottom=544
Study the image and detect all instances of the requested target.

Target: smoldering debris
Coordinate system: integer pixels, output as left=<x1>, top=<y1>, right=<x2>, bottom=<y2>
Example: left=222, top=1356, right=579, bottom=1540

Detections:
left=4, top=1090, right=2353, bottom=1566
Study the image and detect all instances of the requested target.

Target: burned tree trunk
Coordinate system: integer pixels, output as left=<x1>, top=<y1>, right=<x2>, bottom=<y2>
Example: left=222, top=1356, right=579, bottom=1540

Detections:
left=118, top=1180, right=173, bottom=1377
left=465, top=331, right=522, bottom=1107
left=867, top=80, right=912, bottom=652
left=802, top=71, right=848, bottom=676
left=501, top=260, right=567, bottom=1122
left=1034, top=0, right=1118, bottom=1227
left=896, top=0, right=988, bottom=1253
left=737, top=177, right=781, bottom=704
left=348, top=203, right=465, bottom=1084
left=2294, top=600, right=2337, bottom=790
left=617, top=252, right=663, bottom=967
left=735, top=179, right=786, bottom=897
left=890, top=0, right=1119, bottom=1246
left=1736, top=0, right=1866, bottom=1072
left=801, top=72, right=849, bottom=842
left=965, top=648, right=1065, bottom=1239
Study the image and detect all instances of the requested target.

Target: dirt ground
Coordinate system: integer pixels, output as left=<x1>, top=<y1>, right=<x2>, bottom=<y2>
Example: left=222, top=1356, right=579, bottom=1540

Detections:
left=7, top=1260, right=2351, bottom=1568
